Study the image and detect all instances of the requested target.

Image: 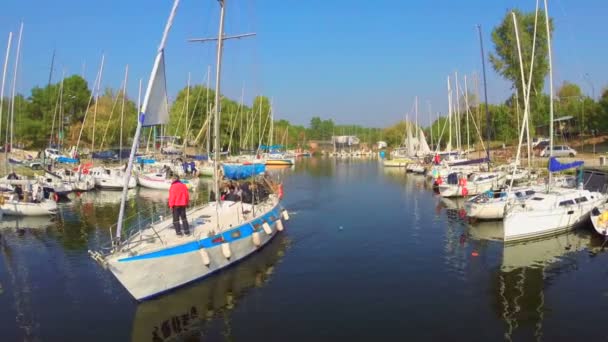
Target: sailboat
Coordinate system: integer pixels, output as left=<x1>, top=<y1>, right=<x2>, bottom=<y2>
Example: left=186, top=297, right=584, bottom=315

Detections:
left=502, top=0, right=605, bottom=242
left=89, top=0, right=289, bottom=301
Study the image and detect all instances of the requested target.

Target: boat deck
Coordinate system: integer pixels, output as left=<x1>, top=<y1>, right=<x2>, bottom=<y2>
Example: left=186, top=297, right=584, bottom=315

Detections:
left=118, top=198, right=277, bottom=256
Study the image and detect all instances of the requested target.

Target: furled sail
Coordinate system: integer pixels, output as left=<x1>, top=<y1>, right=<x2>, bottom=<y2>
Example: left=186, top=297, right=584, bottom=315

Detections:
left=141, top=51, right=169, bottom=127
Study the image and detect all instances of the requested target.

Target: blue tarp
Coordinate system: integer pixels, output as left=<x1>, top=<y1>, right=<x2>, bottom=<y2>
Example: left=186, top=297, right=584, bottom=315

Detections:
left=136, top=157, right=156, bottom=164
left=186, top=154, right=209, bottom=161
left=548, top=156, right=584, bottom=172
left=223, top=164, right=265, bottom=180
left=259, top=144, right=283, bottom=150
left=57, top=157, right=79, bottom=164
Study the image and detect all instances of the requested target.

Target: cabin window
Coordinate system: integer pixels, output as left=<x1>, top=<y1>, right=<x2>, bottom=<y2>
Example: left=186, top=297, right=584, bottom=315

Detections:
left=575, top=197, right=588, bottom=203
left=525, top=190, right=535, bottom=196
left=559, top=200, right=575, bottom=206
left=532, top=197, right=544, bottom=201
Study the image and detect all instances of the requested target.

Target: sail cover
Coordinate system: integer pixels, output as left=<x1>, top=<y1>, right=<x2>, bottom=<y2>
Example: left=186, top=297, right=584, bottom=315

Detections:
left=406, top=125, right=415, bottom=157
left=548, top=157, right=583, bottom=172
left=223, top=163, right=266, bottom=180
left=142, top=51, right=169, bottom=127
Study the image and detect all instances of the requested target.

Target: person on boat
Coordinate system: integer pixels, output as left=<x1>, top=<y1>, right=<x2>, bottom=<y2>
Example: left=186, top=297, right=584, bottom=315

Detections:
left=7, top=172, right=18, bottom=180
left=168, top=175, right=190, bottom=237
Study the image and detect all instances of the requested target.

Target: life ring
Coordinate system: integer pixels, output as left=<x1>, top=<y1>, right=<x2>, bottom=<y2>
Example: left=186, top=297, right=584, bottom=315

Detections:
left=53, top=193, right=59, bottom=201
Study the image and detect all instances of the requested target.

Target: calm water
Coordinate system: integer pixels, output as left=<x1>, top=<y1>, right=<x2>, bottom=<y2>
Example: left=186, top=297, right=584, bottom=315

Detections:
left=2, top=158, right=608, bottom=341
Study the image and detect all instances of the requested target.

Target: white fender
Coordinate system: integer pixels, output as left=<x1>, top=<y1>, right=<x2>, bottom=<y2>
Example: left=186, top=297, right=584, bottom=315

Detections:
left=275, top=219, right=284, bottom=232
left=252, top=231, right=261, bottom=247
left=282, top=209, right=290, bottom=221
left=221, top=242, right=231, bottom=259
left=199, top=248, right=210, bottom=266
left=262, top=222, right=272, bottom=235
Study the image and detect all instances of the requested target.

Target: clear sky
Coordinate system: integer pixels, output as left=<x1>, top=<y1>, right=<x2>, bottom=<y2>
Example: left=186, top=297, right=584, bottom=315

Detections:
left=0, top=0, right=605, bottom=127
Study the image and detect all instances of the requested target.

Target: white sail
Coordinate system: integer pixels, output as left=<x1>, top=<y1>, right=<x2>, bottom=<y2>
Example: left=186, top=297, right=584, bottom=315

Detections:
left=142, top=51, right=169, bottom=126
left=418, top=128, right=431, bottom=155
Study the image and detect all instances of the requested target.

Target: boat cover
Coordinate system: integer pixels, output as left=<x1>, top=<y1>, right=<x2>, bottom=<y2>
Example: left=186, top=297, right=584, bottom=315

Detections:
left=223, top=164, right=265, bottom=180
left=548, top=156, right=583, bottom=172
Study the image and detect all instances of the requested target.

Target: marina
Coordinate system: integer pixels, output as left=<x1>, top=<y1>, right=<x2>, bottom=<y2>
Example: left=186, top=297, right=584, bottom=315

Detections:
left=3, top=159, right=608, bottom=340
left=1, top=0, right=608, bottom=340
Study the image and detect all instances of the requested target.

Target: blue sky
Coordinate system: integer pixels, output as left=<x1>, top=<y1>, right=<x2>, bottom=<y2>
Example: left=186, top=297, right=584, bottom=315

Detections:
left=0, top=0, right=605, bottom=127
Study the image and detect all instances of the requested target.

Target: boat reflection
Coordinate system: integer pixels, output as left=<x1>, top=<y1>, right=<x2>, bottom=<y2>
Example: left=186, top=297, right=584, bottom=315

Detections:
left=468, top=221, right=604, bottom=340
left=131, top=234, right=290, bottom=342
left=0, top=215, right=56, bottom=230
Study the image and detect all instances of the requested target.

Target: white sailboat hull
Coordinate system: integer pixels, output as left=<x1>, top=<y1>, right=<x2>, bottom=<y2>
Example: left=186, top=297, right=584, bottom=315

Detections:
left=137, top=173, right=198, bottom=191
left=439, top=175, right=505, bottom=198
left=504, top=191, right=605, bottom=242
left=466, top=200, right=506, bottom=220
left=103, top=199, right=283, bottom=300
left=1, top=199, right=58, bottom=216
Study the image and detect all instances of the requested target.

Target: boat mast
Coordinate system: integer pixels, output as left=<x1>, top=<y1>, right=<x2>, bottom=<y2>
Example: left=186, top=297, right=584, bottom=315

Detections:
left=115, top=0, right=180, bottom=244
left=544, top=0, right=554, bottom=190
left=91, top=54, right=105, bottom=153
left=455, top=72, right=461, bottom=152
left=212, top=0, right=227, bottom=206
left=447, top=76, right=452, bottom=152
left=0, top=32, right=13, bottom=172
left=9, top=23, right=23, bottom=166
left=477, top=24, right=491, bottom=168
left=414, top=96, right=418, bottom=155
left=464, top=75, right=470, bottom=153
left=119, top=64, right=129, bottom=165
left=428, top=102, right=433, bottom=151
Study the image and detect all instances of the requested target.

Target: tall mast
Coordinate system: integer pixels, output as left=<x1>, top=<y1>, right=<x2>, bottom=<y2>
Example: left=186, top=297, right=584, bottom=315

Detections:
left=447, top=76, right=452, bottom=152
left=91, top=54, right=105, bottom=152
left=428, top=102, right=433, bottom=151
left=544, top=0, right=554, bottom=189
left=0, top=32, right=13, bottom=172
left=9, top=22, right=24, bottom=163
left=464, top=75, right=470, bottom=153
left=212, top=0, right=227, bottom=204
left=477, top=24, right=491, bottom=167
left=119, top=65, right=129, bottom=165
left=414, top=96, right=418, bottom=154
left=115, top=0, right=179, bottom=243
left=455, top=72, right=461, bottom=152
left=206, top=65, right=211, bottom=156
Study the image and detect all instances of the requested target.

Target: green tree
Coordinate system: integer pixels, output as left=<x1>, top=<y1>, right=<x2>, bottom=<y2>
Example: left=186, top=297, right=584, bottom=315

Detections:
left=490, top=9, right=553, bottom=102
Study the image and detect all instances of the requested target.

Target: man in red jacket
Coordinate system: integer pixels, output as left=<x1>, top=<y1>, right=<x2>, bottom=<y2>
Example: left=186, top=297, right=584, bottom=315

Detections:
left=168, top=175, right=190, bottom=236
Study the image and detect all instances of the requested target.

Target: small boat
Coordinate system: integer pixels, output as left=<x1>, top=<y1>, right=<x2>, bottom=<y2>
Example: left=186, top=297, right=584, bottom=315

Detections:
left=137, top=171, right=198, bottom=191
left=1, top=192, right=58, bottom=216
left=90, top=167, right=137, bottom=190
left=383, top=158, right=412, bottom=167
left=44, top=168, right=95, bottom=192
left=465, top=187, right=537, bottom=220
left=438, top=171, right=506, bottom=198
left=264, top=153, right=295, bottom=166
left=590, top=203, right=608, bottom=236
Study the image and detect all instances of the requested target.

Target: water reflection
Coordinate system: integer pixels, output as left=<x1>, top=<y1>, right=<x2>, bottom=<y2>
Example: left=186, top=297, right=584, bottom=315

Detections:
left=468, top=220, right=604, bottom=341
left=131, top=235, right=290, bottom=342
left=0, top=216, right=56, bottom=230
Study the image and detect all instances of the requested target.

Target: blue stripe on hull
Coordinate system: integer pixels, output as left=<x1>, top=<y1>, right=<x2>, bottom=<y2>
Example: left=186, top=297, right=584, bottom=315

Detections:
left=118, top=206, right=281, bottom=262
left=137, top=230, right=280, bottom=301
